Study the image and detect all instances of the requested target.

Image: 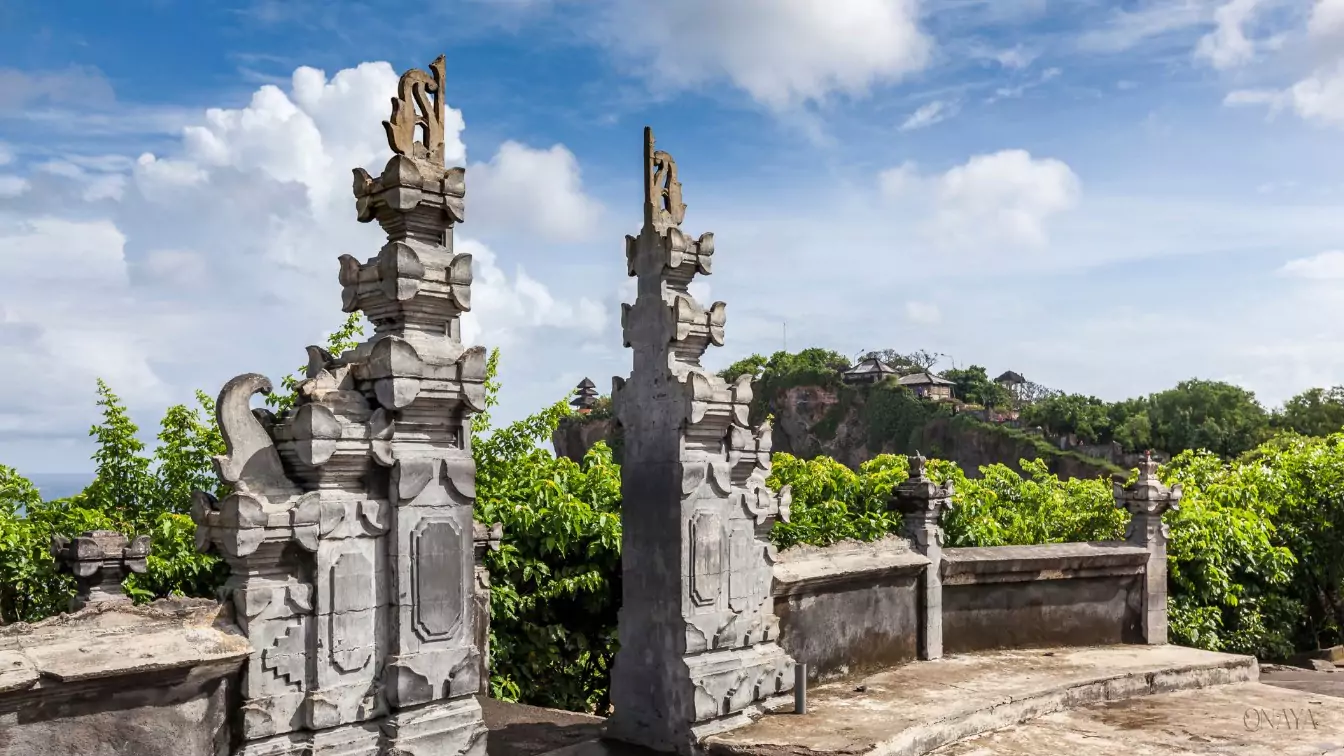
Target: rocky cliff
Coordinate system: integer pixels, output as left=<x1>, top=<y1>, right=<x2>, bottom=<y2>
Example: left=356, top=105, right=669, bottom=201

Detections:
left=553, top=381, right=1123, bottom=481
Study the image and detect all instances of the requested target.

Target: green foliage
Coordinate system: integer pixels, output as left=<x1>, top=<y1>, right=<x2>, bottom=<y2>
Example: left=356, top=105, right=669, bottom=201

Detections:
left=941, top=365, right=1012, bottom=409
left=83, top=379, right=155, bottom=524
left=864, top=382, right=950, bottom=452
left=767, top=454, right=904, bottom=549
left=267, top=312, right=366, bottom=413
left=941, top=459, right=1126, bottom=547
left=719, top=348, right=851, bottom=424
left=1020, top=380, right=1271, bottom=459
left=1147, top=379, right=1270, bottom=459
left=0, top=384, right=230, bottom=622
left=1020, top=392, right=1114, bottom=445
left=472, top=353, right=624, bottom=714
left=1275, top=386, right=1344, bottom=438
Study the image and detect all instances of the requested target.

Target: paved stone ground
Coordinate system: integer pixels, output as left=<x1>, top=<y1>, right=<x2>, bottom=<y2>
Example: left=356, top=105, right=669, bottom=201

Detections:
left=481, top=697, right=605, bottom=756
left=705, top=645, right=1255, bottom=756
left=931, top=681, right=1344, bottom=755
left=479, top=653, right=1344, bottom=756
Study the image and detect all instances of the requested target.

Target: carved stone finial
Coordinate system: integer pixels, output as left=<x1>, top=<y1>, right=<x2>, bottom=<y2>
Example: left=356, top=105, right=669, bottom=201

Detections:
left=384, top=55, right=449, bottom=165
left=909, top=451, right=928, bottom=481
left=1114, top=452, right=1181, bottom=518
left=51, top=530, right=150, bottom=611
left=643, top=126, right=686, bottom=230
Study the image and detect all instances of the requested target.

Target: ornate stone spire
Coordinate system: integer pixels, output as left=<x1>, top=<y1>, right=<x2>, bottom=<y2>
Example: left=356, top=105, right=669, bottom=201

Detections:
left=191, top=55, right=492, bottom=756
left=889, top=453, right=954, bottom=660
left=607, top=127, right=795, bottom=753
left=1113, top=450, right=1180, bottom=645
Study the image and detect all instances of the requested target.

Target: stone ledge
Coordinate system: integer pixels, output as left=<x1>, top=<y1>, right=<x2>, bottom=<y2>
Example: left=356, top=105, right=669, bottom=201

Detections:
left=702, top=645, right=1258, bottom=756
left=940, top=543, right=1149, bottom=586
left=0, top=598, right=250, bottom=696
left=772, top=537, right=929, bottom=597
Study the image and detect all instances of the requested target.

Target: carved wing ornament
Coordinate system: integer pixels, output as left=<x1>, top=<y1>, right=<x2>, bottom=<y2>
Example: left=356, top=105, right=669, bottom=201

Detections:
left=384, top=55, right=449, bottom=165
left=650, top=149, right=686, bottom=226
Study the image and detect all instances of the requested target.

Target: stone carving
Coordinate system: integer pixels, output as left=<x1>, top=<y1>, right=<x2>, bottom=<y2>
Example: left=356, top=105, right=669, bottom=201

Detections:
left=51, top=530, right=150, bottom=611
left=191, top=55, right=495, bottom=756
left=1113, top=451, right=1180, bottom=645
left=890, top=453, right=954, bottom=661
left=606, top=127, right=795, bottom=754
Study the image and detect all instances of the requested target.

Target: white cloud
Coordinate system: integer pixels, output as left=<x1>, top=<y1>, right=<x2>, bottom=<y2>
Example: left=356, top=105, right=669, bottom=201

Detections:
left=1195, top=0, right=1262, bottom=69
left=932, top=150, right=1081, bottom=249
left=1077, top=0, right=1213, bottom=54
left=0, top=176, right=27, bottom=198
left=1280, top=249, right=1344, bottom=279
left=905, top=301, right=942, bottom=324
left=596, top=0, right=932, bottom=109
left=468, top=141, right=604, bottom=241
left=878, top=151, right=1081, bottom=251
left=0, top=143, right=11, bottom=166
left=900, top=100, right=956, bottom=132
left=0, top=61, right=611, bottom=470
left=1310, top=0, right=1344, bottom=41
left=995, top=46, right=1038, bottom=70
left=1228, top=61, right=1344, bottom=126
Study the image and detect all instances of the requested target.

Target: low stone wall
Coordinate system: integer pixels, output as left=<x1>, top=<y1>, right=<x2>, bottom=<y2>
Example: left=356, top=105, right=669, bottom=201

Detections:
left=772, top=537, right=929, bottom=681
left=0, top=598, right=250, bottom=756
left=940, top=543, right=1150, bottom=654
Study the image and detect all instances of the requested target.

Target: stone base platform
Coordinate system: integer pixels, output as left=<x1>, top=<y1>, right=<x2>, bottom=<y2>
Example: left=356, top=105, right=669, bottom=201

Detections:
left=704, top=645, right=1256, bottom=756
left=932, top=681, right=1344, bottom=754
left=703, top=645, right=1256, bottom=756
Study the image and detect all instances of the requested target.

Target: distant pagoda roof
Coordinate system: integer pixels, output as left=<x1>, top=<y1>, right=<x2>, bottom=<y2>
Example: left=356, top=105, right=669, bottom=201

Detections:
left=571, top=377, right=599, bottom=409
left=994, top=370, right=1026, bottom=385
left=842, top=357, right=900, bottom=379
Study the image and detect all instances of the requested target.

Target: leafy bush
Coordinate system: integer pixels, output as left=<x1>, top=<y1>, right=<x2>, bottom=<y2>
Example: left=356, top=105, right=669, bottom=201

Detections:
left=472, top=353, right=623, bottom=713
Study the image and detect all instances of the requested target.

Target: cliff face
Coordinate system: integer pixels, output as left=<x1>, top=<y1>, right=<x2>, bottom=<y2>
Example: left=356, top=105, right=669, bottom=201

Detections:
left=768, top=385, right=1121, bottom=480
left=552, top=383, right=1122, bottom=481
left=552, top=415, right=619, bottom=464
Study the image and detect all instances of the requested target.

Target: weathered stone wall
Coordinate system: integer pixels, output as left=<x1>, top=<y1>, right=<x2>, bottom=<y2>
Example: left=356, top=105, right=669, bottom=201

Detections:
left=940, top=544, right=1148, bottom=654
left=0, top=600, right=250, bottom=756
left=771, top=537, right=925, bottom=682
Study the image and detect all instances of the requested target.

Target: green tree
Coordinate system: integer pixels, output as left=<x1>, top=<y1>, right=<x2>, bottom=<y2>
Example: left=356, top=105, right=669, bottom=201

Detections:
left=941, top=365, right=1012, bottom=408
left=1276, top=387, right=1344, bottom=438
left=1020, top=393, right=1113, bottom=444
left=473, top=351, right=624, bottom=713
left=82, top=379, right=155, bottom=524
left=1148, top=379, right=1270, bottom=458
left=1107, top=398, right=1152, bottom=452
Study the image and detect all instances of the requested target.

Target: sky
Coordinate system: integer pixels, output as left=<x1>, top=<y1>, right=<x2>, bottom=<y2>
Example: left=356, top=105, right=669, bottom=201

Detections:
left=1, top=0, right=1343, bottom=474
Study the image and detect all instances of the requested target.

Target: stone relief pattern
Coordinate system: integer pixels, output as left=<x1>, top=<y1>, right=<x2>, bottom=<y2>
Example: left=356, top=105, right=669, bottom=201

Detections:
left=192, top=56, right=489, bottom=756
left=610, top=128, right=796, bottom=742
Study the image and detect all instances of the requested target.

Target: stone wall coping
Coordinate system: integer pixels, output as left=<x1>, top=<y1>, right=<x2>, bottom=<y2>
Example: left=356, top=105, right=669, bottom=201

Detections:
left=0, top=598, right=250, bottom=693
left=940, top=542, right=1150, bottom=586
left=772, top=536, right=930, bottom=597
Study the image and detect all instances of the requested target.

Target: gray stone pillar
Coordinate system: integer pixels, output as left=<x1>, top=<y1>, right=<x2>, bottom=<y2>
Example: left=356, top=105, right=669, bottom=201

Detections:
left=51, top=530, right=151, bottom=611
left=890, top=454, right=953, bottom=661
left=1113, top=451, right=1180, bottom=645
left=192, top=55, right=496, bottom=756
left=606, top=128, right=795, bottom=754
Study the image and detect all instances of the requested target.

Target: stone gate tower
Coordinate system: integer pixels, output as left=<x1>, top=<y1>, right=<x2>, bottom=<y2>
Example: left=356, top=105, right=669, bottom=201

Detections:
left=192, top=55, right=491, bottom=756
left=607, top=128, right=796, bottom=753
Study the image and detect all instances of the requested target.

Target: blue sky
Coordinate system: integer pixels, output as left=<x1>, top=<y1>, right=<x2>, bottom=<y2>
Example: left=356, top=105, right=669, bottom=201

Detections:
left=1, top=0, right=1343, bottom=474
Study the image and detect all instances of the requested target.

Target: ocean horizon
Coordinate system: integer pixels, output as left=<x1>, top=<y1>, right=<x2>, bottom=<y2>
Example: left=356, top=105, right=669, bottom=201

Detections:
left=27, top=473, right=95, bottom=502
